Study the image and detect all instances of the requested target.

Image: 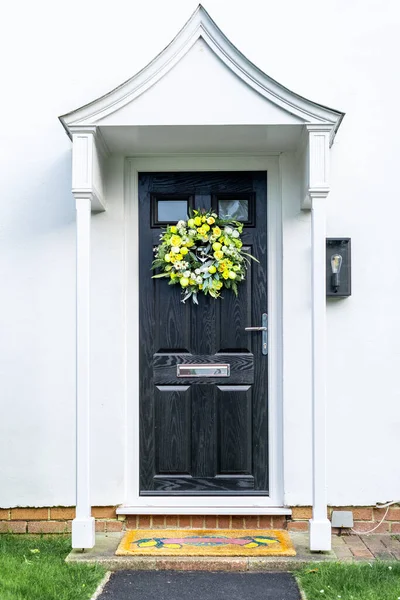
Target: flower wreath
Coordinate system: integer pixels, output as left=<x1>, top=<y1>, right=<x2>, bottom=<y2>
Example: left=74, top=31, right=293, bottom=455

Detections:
left=152, top=209, right=258, bottom=304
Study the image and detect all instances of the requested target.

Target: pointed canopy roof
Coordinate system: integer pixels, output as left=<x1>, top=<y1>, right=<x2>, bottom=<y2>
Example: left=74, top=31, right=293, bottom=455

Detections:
left=60, top=5, right=344, bottom=142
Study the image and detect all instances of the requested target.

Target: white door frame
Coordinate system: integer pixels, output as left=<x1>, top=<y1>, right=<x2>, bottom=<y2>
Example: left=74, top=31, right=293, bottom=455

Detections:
left=120, top=154, right=287, bottom=514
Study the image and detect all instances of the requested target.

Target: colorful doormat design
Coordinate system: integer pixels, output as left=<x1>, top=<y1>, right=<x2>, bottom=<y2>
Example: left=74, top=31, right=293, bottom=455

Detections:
left=116, top=529, right=296, bottom=557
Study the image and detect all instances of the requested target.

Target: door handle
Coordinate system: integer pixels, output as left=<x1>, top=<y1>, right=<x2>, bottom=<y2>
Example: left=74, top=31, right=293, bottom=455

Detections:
left=245, top=313, right=268, bottom=355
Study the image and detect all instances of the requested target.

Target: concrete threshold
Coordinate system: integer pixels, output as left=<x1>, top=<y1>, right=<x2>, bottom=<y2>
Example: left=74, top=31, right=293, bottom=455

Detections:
left=66, top=532, right=336, bottom=572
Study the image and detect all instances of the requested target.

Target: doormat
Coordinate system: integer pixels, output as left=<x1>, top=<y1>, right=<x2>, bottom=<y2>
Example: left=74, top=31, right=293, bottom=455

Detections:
left=116, top=529, right=296, bottom=557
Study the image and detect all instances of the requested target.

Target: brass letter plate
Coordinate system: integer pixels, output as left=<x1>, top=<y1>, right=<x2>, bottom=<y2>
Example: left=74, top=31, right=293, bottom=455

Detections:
left=177, top=364, right=230, bottom=378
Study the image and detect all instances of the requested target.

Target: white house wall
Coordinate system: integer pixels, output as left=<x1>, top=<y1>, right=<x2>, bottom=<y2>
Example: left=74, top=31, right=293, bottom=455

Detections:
left=1, top=0, right=399, bottom=509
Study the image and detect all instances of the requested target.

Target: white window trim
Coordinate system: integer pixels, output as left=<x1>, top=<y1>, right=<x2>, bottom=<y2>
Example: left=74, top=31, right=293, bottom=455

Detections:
left=120, top=154, right=285, bottom=514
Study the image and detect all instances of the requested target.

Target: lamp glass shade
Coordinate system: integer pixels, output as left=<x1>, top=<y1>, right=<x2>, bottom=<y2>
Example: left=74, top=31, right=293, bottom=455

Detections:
left=331, top=254, right=342, bottom=274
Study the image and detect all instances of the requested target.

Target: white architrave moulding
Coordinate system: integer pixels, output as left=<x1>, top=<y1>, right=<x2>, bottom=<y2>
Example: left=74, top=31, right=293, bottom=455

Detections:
left=72, top=196, right=95, bottom=549
left=71, top=127, right=108, bottom=212
left=306, top=125, right=332, bottom=551
left=59, top=5, right=345, bottom=552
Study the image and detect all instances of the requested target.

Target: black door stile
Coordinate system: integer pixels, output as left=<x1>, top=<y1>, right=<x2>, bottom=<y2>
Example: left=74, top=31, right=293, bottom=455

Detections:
left=139, top=172, right=268, bottom=495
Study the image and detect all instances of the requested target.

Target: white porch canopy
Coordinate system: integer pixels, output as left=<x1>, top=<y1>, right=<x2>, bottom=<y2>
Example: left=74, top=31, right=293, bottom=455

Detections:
left=60, top=4, right=344, bottom=551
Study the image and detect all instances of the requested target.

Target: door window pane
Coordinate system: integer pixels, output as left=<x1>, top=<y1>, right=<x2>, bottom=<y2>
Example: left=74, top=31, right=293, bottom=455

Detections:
left=157, top=200, right=188, bottom=223
left=218, top=199, right=249, bottom=221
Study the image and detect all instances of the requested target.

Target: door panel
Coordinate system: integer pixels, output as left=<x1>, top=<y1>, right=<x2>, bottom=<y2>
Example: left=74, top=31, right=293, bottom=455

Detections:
left=139, top=172, right=268, bottom=495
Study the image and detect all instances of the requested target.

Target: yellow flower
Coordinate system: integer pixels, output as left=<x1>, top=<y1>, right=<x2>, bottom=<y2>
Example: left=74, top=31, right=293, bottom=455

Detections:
left=194, top=216, right=202, bottom=226
left=189, top=279, right=196, bottom=285
left=170, top=273, right=176, bottom=279
left=180, top=277, right=189, bottom=287
left=214, top=250, right=224, bottom=260
left=169, top=226, right=178, bottom=234
left=208, top=265, right=217, bottom=274
left=170, top=235, right=182, bottom=247
left=213, top=280, right=223, bottom=290
left=175, top=253, right=183, bottom=260
left=212, top=242, right=222, bottom=251
left=198, top=284, right=203, bottom=290
left=222, top=271, right=230, bottom=279
left=170, top=254, right=176, bottom=262
left=202, top=224, right=210, bottom=232
left=228, top=271, right=237, bottom=279
left=213, top=227, right=221, bottom=237
left=180, top=247, right=189, bottom=255
left=164, top=254, right=171, bottom=262
left=188, top=218, right=195, bottom=228
left=207, top=217, right=215, bottom=225
left=202, top=216, right=206, bottom=222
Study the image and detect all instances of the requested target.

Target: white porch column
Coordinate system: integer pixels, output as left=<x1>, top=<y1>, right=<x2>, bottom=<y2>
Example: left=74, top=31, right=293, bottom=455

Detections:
left=72, top=197, right=95, bottom=549
left=304, top=126, right=332, bottom=551
left=70, top=129, right=106, bottom=549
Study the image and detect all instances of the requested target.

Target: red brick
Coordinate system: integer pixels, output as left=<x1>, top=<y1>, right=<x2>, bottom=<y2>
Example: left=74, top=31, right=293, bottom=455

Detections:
left=387, top=508, right=400, bottom=521
left=165, top=516, right=178, bottom=527
left=204, top=516, right=217, bottom=529
left=231, top=516, right=244, bottom=529
left=0, top=509, right=9, bottom=520
left=271, top=516, right=287, bottom=529
left=258, top=516, right=272, bottom=528
left=11, top=508, right=48, bottom=520
left=126, top=516, right=138, bottom=529
left=349, top=546, right=374, bottom=559
left=352, top=508, right=373, bottom=520
left=179, top=516, right=191, bottom=528
left=287, top=521, right=308, bottom=532
left=291, top=507, right=312, bottom=520
left=352, top=521, right=389, bottom=533
left=391, top=522, right=400, bottom=533
left=95, top=521, right=106, bottom=532
left=92, top=507, right=116, bottom=519
left=191, top=516, right=205, bottom=528
left=244, top=516, right=259, bottom=529
left=138, top=516, right=151, bottom=529
left=217, top=516, right=231, bottom=529
left=0, top=521, right=27, bottom=533
left=27, top=520, right=71, bottom=533
left=106, top=520, right=123, bottom=532
left=152, top=516, right=166, bottom=528
left=50, top=507, right=75, bottom=520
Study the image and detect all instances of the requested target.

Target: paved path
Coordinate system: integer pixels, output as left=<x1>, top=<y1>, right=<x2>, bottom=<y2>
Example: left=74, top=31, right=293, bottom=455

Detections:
left=332, top=533, right=400, bottom=560
left=97, top=571, right=301, bottom=600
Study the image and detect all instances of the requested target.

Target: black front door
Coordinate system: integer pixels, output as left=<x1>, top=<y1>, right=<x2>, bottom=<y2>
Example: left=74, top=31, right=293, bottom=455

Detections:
left=139, top=172, right=268, bottom=495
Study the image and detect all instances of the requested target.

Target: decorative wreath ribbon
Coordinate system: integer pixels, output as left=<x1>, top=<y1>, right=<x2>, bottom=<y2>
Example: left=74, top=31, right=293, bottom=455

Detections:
left=152, top=209, right=258, bottom=304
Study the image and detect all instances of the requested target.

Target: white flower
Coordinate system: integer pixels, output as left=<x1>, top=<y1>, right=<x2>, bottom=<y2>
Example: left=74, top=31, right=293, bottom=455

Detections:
left=188, top=229, right=197, bottom=236
left=388, top=566, right=393, bottom=570
left=171, top=246, right=180, bottom=254
left=222, top=246, right=228, bottom=252
left=195, top=268, right=201, bottom=275
left=183, top=270, right=191, bottom=278
left=177, top=220, right=186, bottom=228
left=196, top=276, right=202, bottom=284
left=224, top=227, right=233, bottom=235
left=232, top=229, right=240, bottom=238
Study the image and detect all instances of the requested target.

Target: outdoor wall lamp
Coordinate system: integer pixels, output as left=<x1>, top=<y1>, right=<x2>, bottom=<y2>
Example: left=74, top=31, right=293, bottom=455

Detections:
left=326, top=238, right=351, bottom=297
left=330, top=253, right=342, bottom=292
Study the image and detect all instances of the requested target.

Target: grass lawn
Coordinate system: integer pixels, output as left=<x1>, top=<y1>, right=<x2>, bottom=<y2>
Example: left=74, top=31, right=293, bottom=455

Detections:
left=297, top=561, right=400, bottom=600
left=0, top=535, right=105, bottom=600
